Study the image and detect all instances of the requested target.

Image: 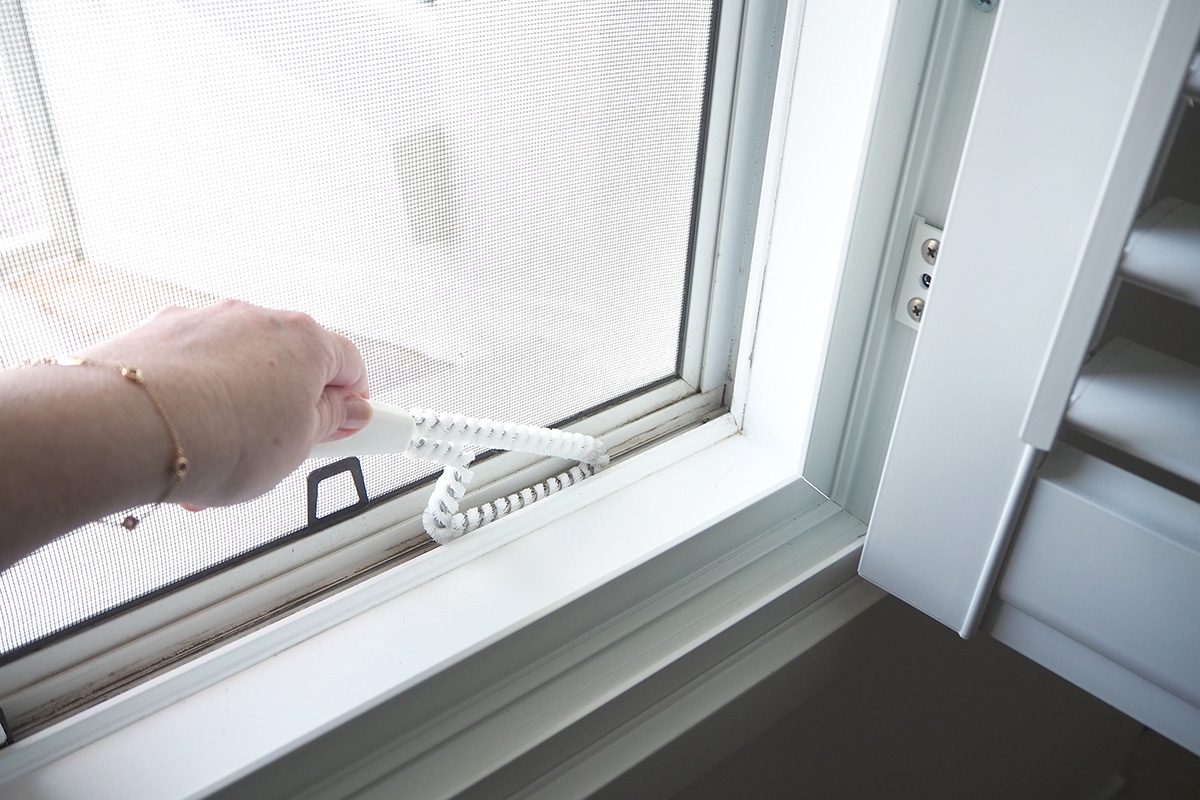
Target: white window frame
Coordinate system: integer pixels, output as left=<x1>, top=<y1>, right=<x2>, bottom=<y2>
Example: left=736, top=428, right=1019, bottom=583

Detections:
left=0, top=0, right=739, bottom=731
left=0, top=0, right=930, bottom=795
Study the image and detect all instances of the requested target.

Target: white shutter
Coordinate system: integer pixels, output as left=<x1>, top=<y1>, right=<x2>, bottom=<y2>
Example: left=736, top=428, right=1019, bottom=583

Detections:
left=859, top=0, right=1200, bottom=755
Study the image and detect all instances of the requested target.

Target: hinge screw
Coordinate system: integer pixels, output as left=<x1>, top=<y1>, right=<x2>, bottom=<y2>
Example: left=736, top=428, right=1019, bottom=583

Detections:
left=973, top=0, right=996, bottom=12
left=920, top=238, right=940, bottom=265
left=907, top=297, right=925, bottom=323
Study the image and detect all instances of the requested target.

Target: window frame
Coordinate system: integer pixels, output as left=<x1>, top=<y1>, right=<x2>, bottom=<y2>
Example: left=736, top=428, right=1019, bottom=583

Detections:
left=0, top=0, right=738, bottom=726
left=0, top=0, right=930, bottom=795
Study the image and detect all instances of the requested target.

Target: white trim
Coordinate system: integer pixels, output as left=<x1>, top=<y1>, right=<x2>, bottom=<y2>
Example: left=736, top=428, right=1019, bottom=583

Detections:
left=514, top=578, right=883, bottom=800
left=819, top=2, right=997, bottom=518
left=989, top=602, right=1200, bottom=757
left=691, top=0, right=790, bottom=394
left=733, top=0, right=898, bottom=474
left=727, top=0, right=804, bottom=428
left=679, top=0, right=746, bottom=389
left=0, top=423, right=870, bottom=798
left=1020, top=0, right=1200, bottom=448
left=801, top=0, right=946, bottom=497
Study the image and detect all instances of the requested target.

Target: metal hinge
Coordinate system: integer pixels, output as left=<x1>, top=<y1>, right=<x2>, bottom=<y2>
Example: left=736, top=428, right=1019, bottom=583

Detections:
left=894, top=215, right=942, bottom=331
left=0, top=705, right=12, bottom=748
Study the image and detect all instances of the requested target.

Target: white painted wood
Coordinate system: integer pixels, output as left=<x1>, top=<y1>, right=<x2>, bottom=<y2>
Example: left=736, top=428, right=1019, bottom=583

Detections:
left=1020, top=0, right=1200, bottom=450
left=733, top=0, right=896, bottom=472
left=324, top=535, right=870, bottom=800
left=860, top=0, right=1200, bottom=632
left=1068, top=339, right=1200, bottom=486
left=1121, top=198, right=1200, bottom=307
left=696, top=0, right=789, bottom=395
left=996, top=446, right=1200, bottom=716
left=804, top=0, right=952, bottom=499
left=433, top=580, right=885, bottom=800
left=0, top=427, right=869, bottom=799
left=680, top=0, right=747, bottom=390
left=990, top=602, right=1200, bottom=758
left=819, top=1, right=996, bottom=517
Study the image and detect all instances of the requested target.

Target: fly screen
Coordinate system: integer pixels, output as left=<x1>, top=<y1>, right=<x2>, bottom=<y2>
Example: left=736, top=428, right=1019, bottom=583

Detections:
left=0, top=0, right=714, bottom=657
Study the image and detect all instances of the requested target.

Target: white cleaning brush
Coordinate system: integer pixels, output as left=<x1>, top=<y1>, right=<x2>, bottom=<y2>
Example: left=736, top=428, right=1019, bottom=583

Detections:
left=310, top=401, right=608, bottom=544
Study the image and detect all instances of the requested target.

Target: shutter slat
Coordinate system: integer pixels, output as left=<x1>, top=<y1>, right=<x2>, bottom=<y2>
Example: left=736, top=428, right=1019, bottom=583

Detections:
left=1121, top=198, right=1200, bottom=307
left=1067, top=337, right=1200, bottom=486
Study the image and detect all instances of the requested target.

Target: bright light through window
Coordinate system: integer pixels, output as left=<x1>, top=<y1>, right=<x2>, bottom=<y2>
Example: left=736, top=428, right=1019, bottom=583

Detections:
left=0, top=0, right=715, bottom=656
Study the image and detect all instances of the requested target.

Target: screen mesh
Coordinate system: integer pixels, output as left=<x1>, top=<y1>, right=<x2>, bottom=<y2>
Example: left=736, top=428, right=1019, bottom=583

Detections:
left=0, top=0, right=714, bottom=656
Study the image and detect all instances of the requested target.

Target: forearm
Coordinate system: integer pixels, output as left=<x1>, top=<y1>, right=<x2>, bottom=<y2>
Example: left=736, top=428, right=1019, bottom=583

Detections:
left=0, top=301, right=371, bottom=573
left=0, top=363, right=174, bottom=569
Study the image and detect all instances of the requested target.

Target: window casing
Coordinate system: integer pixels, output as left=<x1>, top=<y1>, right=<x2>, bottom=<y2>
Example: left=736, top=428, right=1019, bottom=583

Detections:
left=0, top=0, right=935, bottom=794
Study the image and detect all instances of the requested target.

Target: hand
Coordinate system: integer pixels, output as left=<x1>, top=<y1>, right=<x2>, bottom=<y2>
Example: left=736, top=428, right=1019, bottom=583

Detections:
left=81, top=300, right=371, bottom=509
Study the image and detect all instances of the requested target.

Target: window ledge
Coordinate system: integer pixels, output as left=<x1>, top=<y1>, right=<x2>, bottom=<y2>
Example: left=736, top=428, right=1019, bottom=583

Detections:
left=0, top=416, right=875, bottom=799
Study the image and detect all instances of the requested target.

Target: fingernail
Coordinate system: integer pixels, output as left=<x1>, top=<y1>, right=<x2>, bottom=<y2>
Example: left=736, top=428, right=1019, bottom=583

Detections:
left=343, top=395, right=373, bottom=431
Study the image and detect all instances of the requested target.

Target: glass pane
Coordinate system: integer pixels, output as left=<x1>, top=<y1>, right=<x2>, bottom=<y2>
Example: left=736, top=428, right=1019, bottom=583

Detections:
left=0, top=0, right=714, bottom=657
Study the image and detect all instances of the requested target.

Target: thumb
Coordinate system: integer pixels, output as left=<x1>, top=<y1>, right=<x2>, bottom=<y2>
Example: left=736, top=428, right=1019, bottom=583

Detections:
left=316, top=389, right=373, bottom=443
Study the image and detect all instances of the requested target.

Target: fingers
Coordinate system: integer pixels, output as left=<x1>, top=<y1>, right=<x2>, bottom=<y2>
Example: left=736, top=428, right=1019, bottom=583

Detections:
left=315, top=388, right=373, bottom=444
left=343, top=395, right=373, bottom=430
left=316, top=326, right=370, bottom=443
left=323, top=329, right=370, bottom=397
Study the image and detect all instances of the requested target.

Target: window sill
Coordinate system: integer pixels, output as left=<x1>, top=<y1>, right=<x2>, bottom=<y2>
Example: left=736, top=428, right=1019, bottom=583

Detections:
left=0, top=416, right=875, bottom=798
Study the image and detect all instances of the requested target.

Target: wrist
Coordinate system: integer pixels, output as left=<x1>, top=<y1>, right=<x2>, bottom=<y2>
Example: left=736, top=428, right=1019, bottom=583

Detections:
left=0, top=362, right=176, bottom=541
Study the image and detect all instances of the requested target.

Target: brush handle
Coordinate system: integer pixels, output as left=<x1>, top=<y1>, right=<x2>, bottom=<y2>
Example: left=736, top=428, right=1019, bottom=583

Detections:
left=309, top=400, right=417, bottom=458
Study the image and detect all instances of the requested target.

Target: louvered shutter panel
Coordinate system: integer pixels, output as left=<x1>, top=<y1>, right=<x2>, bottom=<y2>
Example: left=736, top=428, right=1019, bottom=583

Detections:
left=860, top=0, right=1200, bottom=755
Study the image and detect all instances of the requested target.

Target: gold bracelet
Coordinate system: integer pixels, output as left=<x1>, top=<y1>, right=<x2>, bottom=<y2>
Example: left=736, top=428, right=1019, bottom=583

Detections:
left=23, top=356, right=190, bottom=530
